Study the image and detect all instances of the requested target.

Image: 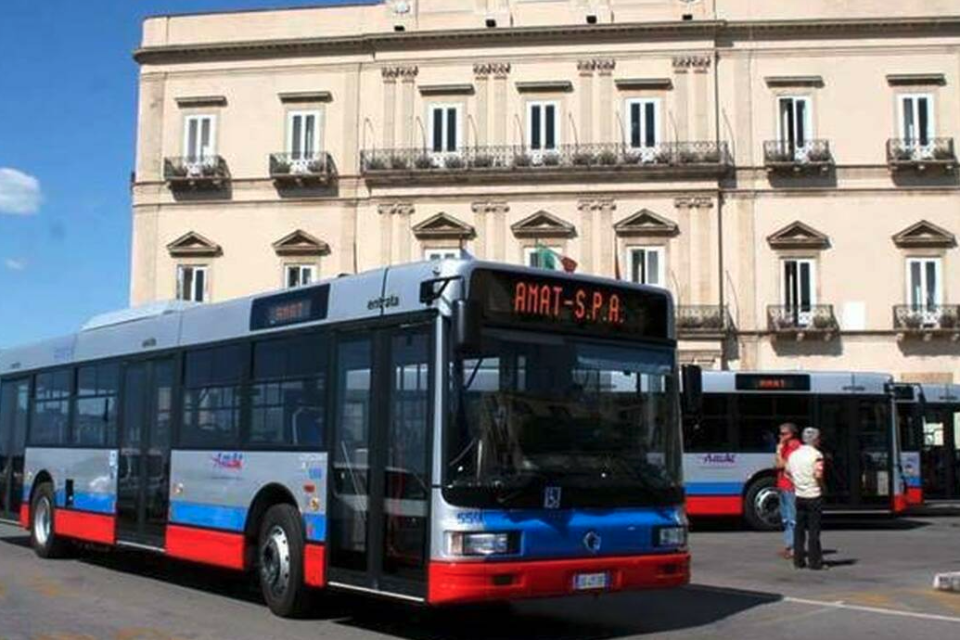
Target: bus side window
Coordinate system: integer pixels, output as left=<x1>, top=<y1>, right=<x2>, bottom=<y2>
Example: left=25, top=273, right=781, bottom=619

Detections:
left=74, top=363, right=120, bottom=448
left=180, top=345, right=244, bottom=449
left=685, top=394, right=731, bottom=452
left=248, top=333, right=327, bottom=448
left=31, top=369, right=73, bottom=447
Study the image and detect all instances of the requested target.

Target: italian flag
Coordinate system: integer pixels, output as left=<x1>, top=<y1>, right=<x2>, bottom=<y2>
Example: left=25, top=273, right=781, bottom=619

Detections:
left=534, top=242, right=578, bottom=273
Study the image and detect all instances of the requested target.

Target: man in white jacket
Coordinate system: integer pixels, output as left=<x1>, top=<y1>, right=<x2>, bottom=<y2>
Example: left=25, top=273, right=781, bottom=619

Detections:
left=786, top=427, right=825, bottom=570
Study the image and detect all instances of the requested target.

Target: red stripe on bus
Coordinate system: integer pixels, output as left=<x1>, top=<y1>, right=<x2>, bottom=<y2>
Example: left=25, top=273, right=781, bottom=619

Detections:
left=906, top=487, right=923, bottom=507
left=427, top=552, right=690, bottom=605
left=20, top=504, right=30, bottom=530
left=686, top=496, right=742, bottom=517
left=304, top=543, right=325, bottom=587
left=892, top=493, right=908, bottom=514
left=54, top=510, right=116, bottom=545
left=165, top=525, right=246, bottom=570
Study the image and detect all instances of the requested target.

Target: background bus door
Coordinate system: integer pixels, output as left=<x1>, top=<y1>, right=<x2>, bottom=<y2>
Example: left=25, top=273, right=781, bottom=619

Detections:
left=923, top=404, right=960, bottom=499
left=327, top=325, right=432, bottom=601
left=116, top=359, right=175, bottom=547
left=0, top=378, right=29, bottom=523
left=818, top=397, right=894, bottom=509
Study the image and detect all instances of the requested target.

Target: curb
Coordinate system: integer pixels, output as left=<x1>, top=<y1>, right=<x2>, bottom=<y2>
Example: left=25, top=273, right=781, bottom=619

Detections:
left=933, top=572, right=960, bottom=592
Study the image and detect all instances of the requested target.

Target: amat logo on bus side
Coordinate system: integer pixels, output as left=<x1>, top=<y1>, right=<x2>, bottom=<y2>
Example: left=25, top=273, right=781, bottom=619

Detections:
left=700, top=453, right=737, bottom=466
left=211, top=452, right=244, bottom=471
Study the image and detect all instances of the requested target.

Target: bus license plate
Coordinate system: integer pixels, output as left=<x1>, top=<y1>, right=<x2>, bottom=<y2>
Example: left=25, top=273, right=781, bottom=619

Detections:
left=573, top=572, right=609, bottom=591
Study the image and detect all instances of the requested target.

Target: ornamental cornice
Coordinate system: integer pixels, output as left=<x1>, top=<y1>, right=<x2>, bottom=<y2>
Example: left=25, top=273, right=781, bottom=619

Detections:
left=474, top=62, right=511, bottom=78
left=577, top=58, right=616, bottom=75
left=471, top=200, right=509, bottom=214
left=577, top=198, right=616, bottom=212
left=673, top=55, right=712, bottom=71
left=674, top=196, right=714, bottom=209
left=378, top=201, right=415, bottom=216
left=381, top=65, right=419, bottom=80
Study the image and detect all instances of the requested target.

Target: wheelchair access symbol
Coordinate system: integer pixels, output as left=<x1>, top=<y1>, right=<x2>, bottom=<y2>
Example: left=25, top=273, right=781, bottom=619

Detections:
left=544, top=486, right=562, bottom=510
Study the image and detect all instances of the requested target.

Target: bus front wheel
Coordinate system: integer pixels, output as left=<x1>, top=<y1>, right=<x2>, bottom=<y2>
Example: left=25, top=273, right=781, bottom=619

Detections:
left=30, top=484, right=70, bottom=559
left=744, top=476, right=782, bottom=532
left=257, top=503, right=308, bottom=618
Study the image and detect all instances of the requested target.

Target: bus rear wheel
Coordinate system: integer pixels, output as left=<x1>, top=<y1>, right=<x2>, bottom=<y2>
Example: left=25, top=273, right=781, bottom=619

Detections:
left=258, top=503, right=308, bottom=618
left=30, top=483, right=70, bottom=559
left=744, top=476, right=782, bottom=532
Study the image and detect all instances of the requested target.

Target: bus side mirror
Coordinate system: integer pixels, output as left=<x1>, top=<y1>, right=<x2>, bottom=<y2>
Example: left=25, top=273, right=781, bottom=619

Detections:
left=681, top=365, right=703, bottom=422
left=452, top=299, right=482, bottom=355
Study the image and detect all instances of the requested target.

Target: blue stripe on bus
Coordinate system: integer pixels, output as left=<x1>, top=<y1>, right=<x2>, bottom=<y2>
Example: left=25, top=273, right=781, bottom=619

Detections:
left=906, top=477, right=922, bottom=488
left=478, top=507, right=684, bottom=559
left=685, top=482, right=744, bottom=496
left=52, top=489, right=116, bottom=514
left=303, top=513, right=326, bottom=542
left=169, top=501, right=248, bottom=532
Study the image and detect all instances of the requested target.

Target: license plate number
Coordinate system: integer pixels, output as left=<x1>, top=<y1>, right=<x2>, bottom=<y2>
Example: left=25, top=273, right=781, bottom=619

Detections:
left=573, top=572, right=609, bottom=591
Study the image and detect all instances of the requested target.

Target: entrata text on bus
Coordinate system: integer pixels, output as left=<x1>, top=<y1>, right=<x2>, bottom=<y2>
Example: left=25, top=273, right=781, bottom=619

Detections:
left=0, top=260, right=689, bottom=617
left=682, top=371, right=904, bottom=530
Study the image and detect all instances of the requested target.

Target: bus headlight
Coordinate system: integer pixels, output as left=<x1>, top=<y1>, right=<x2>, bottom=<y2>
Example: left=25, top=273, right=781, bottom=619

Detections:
left=447, top=531, right=518, bottom=557
left=656, top=526, right=688, bottom=548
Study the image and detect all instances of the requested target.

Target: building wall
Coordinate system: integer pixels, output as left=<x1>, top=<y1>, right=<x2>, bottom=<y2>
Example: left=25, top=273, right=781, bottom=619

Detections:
left=131, top=0, right=960, bottom=382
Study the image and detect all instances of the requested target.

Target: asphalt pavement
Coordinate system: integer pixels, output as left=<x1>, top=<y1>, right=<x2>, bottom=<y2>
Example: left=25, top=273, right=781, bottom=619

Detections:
left=1, top=507, right=959, bottom=640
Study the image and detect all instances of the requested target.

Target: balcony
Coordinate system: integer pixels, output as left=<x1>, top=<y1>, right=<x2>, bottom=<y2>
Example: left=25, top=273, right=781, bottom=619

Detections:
left=764, top=140, right=833, bottom=174
left=163, top=156, right=230, bottom=191
left=269, top=152, right=336, bottom=187
left=886, top=138, right=957, bottom=173
left=894, top=305, right=960, bottom=341
left=768, top=305, right=838, bottom=341
left=677, top=305, right=733, bottom=338
left=359, top=142, right=731, bottom=184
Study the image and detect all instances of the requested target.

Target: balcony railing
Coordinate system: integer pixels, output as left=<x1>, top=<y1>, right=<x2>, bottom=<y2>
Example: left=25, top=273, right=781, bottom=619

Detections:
left=269, top=152, right=336, bottom=186
left=894, top=305, right=960, bottom=340
left=163, top=156, right=230, bottom=190
left=677, top=305, right=733, bottom=336
left=764, top=140, right=833, bottom=174
left=768, top=305, right=838, bottom=339
left=360, top=142, right=731, bottom=183
left=886, top=138, right=957, bottom=172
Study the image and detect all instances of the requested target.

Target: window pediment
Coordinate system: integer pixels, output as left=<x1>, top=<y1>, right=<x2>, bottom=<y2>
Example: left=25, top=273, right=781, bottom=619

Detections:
left=272, top=230, right=330, bottom=257
left=893, top=220, right=956, bottom=248
left=412, top=213, right=475, bottom=240
left=614, top=209, right=679, bottom=238
left=767, top=221, right=830, bottom=250
left=167, top=232, right=222, bottom=258
left=511, top=211, right=576, bottom=239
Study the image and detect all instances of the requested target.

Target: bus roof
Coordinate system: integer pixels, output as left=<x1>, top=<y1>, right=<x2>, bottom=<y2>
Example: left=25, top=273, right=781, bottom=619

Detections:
left=0, top=259, right=673, bottom=377
left=702, top=370, right=893, bottom=396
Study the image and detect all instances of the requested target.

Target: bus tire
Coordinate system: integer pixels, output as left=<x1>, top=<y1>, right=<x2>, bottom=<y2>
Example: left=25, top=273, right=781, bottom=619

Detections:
left=257, top=503, right=308, bottom=618
left=743, top=476, right=782, bottom=532
left=30, top=483, right=70, bottom=559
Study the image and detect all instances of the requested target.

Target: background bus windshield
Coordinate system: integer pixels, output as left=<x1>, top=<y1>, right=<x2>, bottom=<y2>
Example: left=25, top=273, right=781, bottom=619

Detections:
left=445, top=330, right=683, bottom=508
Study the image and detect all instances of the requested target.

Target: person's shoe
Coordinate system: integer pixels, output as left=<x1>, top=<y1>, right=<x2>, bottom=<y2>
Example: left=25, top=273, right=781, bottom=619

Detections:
left=779, top=549, right=792, bottom=559
left=809, top=564, right=827, bottom=571
left=793, top=562, right=806, bottom=569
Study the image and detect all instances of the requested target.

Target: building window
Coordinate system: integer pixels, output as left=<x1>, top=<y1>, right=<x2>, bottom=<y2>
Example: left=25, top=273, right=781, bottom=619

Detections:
left=524, top=246, right=563, bottom=271
left=424, top=248, right=462, bottom=261
left=287, top=110, right=321, bottom=160
left=177, top=265, right=208, bottom=303
left=428, top=104, right=461, bottom=154
left=626, top=98, right=660, bottom=149
left=285, top=264, right=316, bottom=289
left=899, top=94, right=934, bottom=146
left=183, top=114, right=216, bottom=162
left=906, top=258, right=942, bottom=320
left=782, top=258, right=817, bottom=325
left=527, top=101, right=559, bottom=152
left=778, top=96, right=812, bottom=157
left=627, top=247, right=664, bottom=286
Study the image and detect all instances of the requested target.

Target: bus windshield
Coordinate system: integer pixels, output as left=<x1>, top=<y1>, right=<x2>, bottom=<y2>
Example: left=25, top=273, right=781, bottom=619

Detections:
left=445, top=329, right=683, bottom=508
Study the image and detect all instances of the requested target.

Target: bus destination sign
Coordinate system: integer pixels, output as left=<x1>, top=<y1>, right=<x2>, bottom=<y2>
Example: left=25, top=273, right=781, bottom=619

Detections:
left=470, top=269, right=669, bottom=340
left=250, top=285, right=330, bottom=331
left=735, top=374, right=811, bottom=392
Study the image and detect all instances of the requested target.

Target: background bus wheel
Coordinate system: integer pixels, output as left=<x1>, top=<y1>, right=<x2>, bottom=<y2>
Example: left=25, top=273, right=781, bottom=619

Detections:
left=744, top=477, right=782, bottom=532
left=30, top=484, right=70, bottom=559
left=258, top=504, right=308, bottom=618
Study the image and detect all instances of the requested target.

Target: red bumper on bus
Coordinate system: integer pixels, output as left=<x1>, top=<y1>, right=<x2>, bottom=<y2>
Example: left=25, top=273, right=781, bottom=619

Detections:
left=20, top=503, right=30, bottom=530
left=906, top=487, right=924, bottom=507
left=427, top=552, right=690, bottom=605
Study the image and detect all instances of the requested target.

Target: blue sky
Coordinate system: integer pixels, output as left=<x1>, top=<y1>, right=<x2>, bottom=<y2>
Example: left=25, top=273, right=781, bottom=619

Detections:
left=0, top=0, right=377, bottom=349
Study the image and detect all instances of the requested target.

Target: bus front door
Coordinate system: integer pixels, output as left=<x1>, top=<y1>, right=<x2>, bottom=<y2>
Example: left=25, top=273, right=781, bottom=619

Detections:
left=0, top=378, right=29, bottom=523
left=116, top=358, right=175, bottom=547
left=818, top=397, right=894, bottom=510
left=327, top=325, right=432, bottom=601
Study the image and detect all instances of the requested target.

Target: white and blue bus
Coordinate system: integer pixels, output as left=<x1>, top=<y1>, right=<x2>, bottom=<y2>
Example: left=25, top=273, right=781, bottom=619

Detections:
left=0, top=260, right=689, bottom=616
left=896, top=383, right=960, bottom=504
left=682, top=371, right=905, bottom=530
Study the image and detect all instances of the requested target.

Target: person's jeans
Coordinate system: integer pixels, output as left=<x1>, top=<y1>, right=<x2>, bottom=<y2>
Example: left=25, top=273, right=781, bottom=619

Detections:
left=794, top=497, right=823, bottom=569
left=779, top=490, right=796, bottom=549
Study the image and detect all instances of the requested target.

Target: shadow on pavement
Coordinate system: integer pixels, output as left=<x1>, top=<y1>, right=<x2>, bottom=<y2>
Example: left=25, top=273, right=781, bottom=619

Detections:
left=692, top=515, right=930, bottom=533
